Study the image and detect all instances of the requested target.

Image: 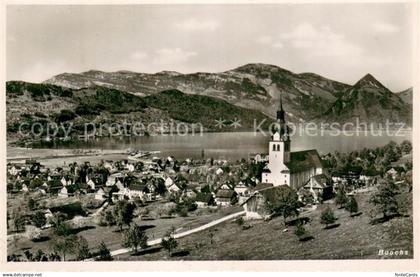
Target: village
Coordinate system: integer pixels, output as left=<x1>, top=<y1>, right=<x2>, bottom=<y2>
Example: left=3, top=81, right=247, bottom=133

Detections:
left=6, top=127, right=413, bottom=261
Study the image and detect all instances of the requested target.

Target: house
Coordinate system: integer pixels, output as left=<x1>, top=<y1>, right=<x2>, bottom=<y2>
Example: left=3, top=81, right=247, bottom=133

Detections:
left=87, top=178, right=96, bottom=190
left=60, top=176, right=72, bottom=187
left=215, top=168, right=224, bottom=175
left=44, top=209, right=54, bottom=219
left=58, top=185, right=76, bottom=198
left=106, top=173, right=123, bottom=187
left=126, top=163, right=135, bottom=172
left=103, top=160, right=116, bottom=172
left=166, top=156, right=175, bottom=165
left=167, top=183, right=181, bottom=194
left=183, top=188, right=197, bottom=199
left=215, top=189, right=236, bottom=206
left=234, top=182, right=249, bottom=196
left=111, top=191, right=126, bottom=202
left=103, top=185, right=119, bottom=201
left=386, top=167, right=405, bottom=180
left=115, top=179, right=125, bottom=191
left=126, top=182, right=146, bottom=200
left=332, top=173, right=345, bottom=184
left=250, top=153, right=269, bottom=163
left=194, top=193, right=215, bottom=208
left=8, top=165, right=21, bottom=176
left=165, top=177, right=174, bottom=188
left=21, top=183, right=29, bottom=193
left=179, top=164, right=190, bottom=173
left=240, top=184, right=279, bottom=220
left=37, top=187, right=47, bottom=195
left=58, top=187, right=69, bottom=198
left=41, top=182, right=49, bottom=190
left=360, top=169, right=381, bottom=185
left=303, top=174, right=333, bottom=202
left=95, top=188, right=107, bottom=200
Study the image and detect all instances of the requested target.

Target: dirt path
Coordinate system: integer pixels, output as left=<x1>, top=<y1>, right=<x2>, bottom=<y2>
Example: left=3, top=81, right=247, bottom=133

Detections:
left=87, top=210, right=245, bottom=260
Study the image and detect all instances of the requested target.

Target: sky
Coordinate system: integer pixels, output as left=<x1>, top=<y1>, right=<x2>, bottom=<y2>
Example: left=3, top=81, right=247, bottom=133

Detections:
left=6, top=3, right=415, bottom=91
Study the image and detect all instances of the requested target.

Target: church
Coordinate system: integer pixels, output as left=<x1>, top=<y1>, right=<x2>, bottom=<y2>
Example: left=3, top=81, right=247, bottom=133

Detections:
left=261, top=98, right=324, bottom=191
left=241, top=98, right=331, bottom=219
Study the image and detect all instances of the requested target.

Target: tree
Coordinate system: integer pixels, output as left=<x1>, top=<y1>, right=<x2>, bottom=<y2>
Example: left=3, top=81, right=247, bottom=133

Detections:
left=320, top=207, right=336, bottom=228
left=7, top=183, right=14, bottom=194
left=161, top=228, right=178, bottom=257
left=400, top=140, right=412, bottom=154
left=13, top=213, right=25, bottom=232
left=52, top=235, right=77, bottom=261
left=95, top=241, right=113, bottom=261
left=155, top=179, right=167, bottom=195
left=335, top=185, right=348, bottom=208
left=294, top=223, right=307, bottom=237
left=113, top=200, right=135, bottom=231
left=75, top=236, right=91, bottom=260
left=103, top=210, right=116, bottom=226
left=28, top=198, right=36, bottom=210
left=265, top=186, right=300, bottom=226
left=369, top=182, right=400, bottom=218
left=23, top=250, right=33, bottom=261
left=33, top=211, right=47, bottom=228
left=34, top=249, right=47, bottom=262
left=345, top=196, right=359, bottom=216
left=122, top=224, right=148, bottom=254
left=208, top=231, right=215, bottom=245
left=53, top=220, right=72, bottom=237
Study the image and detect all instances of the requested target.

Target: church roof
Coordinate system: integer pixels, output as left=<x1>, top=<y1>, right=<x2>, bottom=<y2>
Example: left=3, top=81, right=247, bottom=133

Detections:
left=286, top=149, right=323, bottom=173
left=253, top=182, right=274, bottom=191
left=304, top=174, right=331, bottom=189
left=262, top=165, right=271, bottom=173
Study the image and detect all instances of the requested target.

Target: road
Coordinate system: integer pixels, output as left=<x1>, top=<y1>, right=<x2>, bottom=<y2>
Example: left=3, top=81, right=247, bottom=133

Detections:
left=88, top=210, right=245, bottom=259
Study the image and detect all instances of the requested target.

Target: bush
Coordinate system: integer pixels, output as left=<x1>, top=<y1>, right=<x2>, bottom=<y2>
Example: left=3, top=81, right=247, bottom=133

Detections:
left=161, top=228, right=178, bottom=257
left=95, top=241, right=113, bottom=261
left=294, top=224, right=306, bottom=237
left=320, top=207, right=336, bottom=228
left=345, top=196, right=359, bottom=215
left=335, top=185, right=348, bottom=208
left=174, top=199, right=197, bottom=217
left=49, top=202, right=87, bottom=219
left=28, top=198, right=36, bottom=210
left=236, top=217, right=244, bottom=226
left=369, top=182, right=400, bottom=218
left=75, top=236, right=91, bottom=260
left=33, top=211, right=47, bottom=228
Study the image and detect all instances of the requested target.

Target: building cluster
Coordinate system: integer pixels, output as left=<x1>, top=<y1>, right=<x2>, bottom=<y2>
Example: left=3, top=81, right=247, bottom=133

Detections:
left=6, top=154, right=258, bottom=212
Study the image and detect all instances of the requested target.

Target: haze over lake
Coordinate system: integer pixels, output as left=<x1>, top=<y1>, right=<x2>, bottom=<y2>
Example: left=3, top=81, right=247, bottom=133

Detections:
left=8, top=131, right=411, bottom=165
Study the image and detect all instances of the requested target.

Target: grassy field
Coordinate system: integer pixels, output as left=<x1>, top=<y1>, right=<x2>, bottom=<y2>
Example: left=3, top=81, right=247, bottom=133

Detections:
left=8, top=188, right=413, bottom=261
left=116, top=190, right=413, bottom=260
left=7, top=201, right=242, bottom=260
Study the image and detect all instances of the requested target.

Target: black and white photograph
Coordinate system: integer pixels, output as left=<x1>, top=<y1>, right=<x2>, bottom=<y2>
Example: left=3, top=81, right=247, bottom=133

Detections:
left=2, top=0, right=419, bottom=271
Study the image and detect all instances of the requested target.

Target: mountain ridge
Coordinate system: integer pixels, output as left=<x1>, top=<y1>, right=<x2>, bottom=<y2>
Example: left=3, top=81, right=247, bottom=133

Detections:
left=43, top=63, right=354, bottom=122
left=8, top=63, right=411, bottom=129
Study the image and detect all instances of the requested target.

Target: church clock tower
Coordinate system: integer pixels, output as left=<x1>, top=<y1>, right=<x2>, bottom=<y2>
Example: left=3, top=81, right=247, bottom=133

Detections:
left=263, top=94, right=291, bottom=186
left=270, top=94, right=290, bottom=163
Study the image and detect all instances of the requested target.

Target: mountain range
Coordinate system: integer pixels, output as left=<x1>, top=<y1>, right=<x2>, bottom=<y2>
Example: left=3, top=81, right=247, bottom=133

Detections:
left=43, top=63, right=412, bottom=125
left=6, top=63, right=413, bottom=142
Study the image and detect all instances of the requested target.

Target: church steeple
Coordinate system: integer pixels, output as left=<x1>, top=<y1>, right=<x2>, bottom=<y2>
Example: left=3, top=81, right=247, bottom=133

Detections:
left=273, top=92, right=289, bottom=139
left=277, top=93, right=285, bottom=123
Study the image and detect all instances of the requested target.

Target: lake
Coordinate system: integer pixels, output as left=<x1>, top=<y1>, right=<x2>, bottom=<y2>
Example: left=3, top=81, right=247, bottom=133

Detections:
left=7, top=130, right=412, bottom=166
